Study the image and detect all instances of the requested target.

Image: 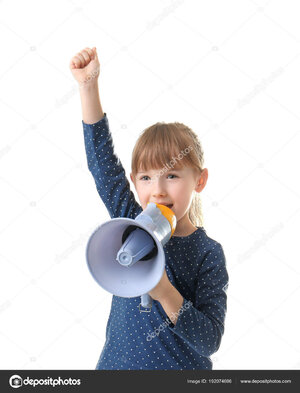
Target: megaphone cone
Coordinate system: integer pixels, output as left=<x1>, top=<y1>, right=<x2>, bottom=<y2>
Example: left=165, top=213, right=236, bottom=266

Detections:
left=86, top=203, right=176, bottom=311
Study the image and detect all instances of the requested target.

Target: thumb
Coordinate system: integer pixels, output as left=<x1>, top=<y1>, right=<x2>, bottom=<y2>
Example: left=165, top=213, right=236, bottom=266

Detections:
left=92, top=47, right=98, bottom=60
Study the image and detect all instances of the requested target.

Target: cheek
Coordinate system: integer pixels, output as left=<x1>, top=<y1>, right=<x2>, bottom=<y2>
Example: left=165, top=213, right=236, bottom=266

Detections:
left=171, top=182, right=187, bottom=196
left=171, top=183, right=193, bottom=203
left=135, top=185, right=149, bottom=202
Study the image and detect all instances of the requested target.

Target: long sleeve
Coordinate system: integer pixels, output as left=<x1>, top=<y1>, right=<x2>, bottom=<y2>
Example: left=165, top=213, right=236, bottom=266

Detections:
left=82, top=113, right=142, bottom=219
left=168, top=243, right=229, bottom=357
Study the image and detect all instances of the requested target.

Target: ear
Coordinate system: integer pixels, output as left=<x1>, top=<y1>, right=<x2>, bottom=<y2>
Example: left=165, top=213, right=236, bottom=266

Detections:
left=130, top=173, right=135, bottom=185
left=195, top=168, right=208, bottom=193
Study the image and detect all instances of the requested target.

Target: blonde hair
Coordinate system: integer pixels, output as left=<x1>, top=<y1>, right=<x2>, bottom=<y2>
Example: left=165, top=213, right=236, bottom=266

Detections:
left=131, top=120, right=205, bottom=227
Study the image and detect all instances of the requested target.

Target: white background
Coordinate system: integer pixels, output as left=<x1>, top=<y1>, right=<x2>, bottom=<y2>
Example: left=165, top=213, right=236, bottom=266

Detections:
left=0, top=0, right=300, bottom=370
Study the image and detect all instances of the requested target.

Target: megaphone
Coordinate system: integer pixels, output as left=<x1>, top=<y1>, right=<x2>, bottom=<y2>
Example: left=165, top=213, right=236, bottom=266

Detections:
left=86, top=202, right=176, bottom=312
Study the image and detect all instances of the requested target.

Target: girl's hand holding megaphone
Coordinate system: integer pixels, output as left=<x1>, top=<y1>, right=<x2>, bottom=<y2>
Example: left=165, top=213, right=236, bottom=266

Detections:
left=148, top=270, right=172, bottom=301
left=148, top=270, right=184, bottom=325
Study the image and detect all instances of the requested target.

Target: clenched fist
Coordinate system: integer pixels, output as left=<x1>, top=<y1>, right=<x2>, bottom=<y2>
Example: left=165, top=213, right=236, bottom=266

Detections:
left=69, top=47, right=100, bottom=86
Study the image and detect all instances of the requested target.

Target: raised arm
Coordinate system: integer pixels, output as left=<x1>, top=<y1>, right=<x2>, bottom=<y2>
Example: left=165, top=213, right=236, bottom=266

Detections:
left=70, top=46, right=104, bottom=124
left=69, top=47, right=142, bottom=219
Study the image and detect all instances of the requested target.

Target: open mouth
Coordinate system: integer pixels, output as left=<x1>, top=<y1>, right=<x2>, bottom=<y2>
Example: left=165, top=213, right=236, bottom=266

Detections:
left=153, top=202, right=173, bottom=210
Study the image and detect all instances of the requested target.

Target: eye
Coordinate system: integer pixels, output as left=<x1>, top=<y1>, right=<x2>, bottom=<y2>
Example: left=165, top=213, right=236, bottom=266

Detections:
left=167, top=174, right=178, bottom=179
left=140, top=175, right=151, bottom=181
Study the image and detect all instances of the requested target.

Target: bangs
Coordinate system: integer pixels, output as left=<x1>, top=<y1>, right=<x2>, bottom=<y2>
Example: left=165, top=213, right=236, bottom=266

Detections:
left=131, top=122, right=195, bottom=175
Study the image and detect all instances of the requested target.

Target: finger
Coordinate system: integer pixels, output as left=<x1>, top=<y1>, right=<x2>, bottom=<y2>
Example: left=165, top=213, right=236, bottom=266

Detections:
left=79, top=49, right=92, bottom=65
left=70, top=56, right=81, bottom=68
left=71, top=47, right=93, bottom=69
left=92, top=47, right=98, bottom=60
left=84, top=47, right=94, bottom=60
left=76, top=52, right=86, bottom=68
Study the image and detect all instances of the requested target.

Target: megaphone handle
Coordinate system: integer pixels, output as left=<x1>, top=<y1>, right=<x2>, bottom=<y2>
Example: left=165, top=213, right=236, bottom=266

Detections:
left=139, top=294, right=152, bottom=312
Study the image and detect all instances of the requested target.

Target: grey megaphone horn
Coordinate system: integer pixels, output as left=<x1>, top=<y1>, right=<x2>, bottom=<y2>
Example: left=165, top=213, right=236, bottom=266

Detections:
left=86, top=202, right=176, bottom=312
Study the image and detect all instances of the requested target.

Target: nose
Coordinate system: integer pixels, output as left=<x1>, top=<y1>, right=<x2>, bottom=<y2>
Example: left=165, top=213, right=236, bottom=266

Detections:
left=151, top=177, right=167, bottom=198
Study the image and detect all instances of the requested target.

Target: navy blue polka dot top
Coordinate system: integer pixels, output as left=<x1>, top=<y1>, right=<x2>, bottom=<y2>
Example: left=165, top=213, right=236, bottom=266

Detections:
left=82, top=113, right=229, bottom=370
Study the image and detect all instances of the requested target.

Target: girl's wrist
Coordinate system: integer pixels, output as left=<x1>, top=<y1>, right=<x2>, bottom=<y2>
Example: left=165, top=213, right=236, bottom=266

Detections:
left=158, top=281, right=176, bottom=303
left=79, top=79, right=99, bottom=92
left=79, top=79, right=104, bottom=124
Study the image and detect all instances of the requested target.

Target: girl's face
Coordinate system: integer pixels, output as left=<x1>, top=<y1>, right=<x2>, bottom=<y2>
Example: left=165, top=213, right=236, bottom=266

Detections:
left=130, top=166, right=208, bottom=232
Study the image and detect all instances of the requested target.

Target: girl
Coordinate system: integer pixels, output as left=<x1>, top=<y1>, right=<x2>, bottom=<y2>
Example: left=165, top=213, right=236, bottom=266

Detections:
left=70, top=47, right=229, bottom=370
